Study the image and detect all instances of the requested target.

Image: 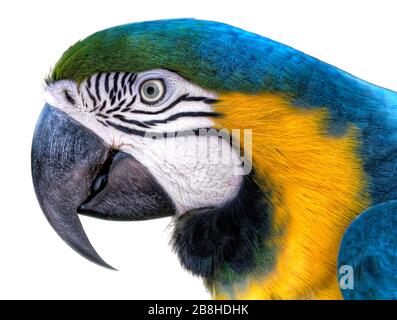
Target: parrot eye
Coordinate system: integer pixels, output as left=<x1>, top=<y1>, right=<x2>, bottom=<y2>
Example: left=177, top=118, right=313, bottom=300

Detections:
left=139, top=79, right=166, bottom=105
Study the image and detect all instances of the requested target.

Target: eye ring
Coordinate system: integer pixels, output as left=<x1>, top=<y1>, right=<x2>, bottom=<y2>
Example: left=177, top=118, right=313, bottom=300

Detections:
left=139, top=79, right=166, bottom=105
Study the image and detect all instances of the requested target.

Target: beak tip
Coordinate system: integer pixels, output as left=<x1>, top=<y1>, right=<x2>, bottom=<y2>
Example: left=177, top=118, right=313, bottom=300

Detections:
left=99, top=259, right=118, bottom=271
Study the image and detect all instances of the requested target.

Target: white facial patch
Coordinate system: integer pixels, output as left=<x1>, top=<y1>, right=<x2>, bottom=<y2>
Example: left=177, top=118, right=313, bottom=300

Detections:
left=44, top=69, right=243, bottom=214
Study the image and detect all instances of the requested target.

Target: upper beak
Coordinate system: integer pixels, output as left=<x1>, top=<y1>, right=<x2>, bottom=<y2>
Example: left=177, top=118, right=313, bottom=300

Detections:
left=31, top=105, right=175, bottom=269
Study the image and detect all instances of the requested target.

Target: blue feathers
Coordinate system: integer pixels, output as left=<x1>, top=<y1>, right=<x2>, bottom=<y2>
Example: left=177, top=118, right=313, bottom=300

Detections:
left=338, top=201, right=397, bottom=299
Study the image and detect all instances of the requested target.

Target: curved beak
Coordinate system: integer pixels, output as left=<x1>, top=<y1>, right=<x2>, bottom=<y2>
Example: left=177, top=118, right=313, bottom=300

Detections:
left=31, top=105, right=175, bottom=269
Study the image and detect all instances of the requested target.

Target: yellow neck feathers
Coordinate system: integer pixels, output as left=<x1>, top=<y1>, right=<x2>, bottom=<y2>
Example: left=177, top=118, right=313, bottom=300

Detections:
left=213, top=93, right=369, bottom=299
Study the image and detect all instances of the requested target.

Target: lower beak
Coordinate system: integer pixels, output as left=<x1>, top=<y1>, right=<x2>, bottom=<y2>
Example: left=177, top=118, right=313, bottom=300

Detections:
left=31, top=105, right=175, bottom=269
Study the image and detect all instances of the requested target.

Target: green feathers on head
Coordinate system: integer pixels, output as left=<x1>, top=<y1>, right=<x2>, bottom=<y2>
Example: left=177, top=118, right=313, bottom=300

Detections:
left=46, top=18, right=295, bottom=94
left=48, top=19, right=221, bottom=89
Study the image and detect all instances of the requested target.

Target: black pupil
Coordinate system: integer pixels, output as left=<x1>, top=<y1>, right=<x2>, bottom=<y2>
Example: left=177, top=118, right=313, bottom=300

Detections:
left=146, top=86, right=155, bottom=96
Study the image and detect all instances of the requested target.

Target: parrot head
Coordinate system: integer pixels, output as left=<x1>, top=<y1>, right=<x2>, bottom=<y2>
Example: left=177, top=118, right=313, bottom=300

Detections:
left=32, top=19, right=258, bottom=274
left=33, top=19, right=380, bottom=299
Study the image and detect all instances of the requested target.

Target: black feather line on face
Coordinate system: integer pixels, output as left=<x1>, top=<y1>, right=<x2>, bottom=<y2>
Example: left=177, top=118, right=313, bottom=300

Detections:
left=171, top=171, right=275, bottom=282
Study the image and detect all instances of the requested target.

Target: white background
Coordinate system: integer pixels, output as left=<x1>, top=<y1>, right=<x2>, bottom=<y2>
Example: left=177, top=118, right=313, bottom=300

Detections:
left=0, top=0, right=396, bottom=299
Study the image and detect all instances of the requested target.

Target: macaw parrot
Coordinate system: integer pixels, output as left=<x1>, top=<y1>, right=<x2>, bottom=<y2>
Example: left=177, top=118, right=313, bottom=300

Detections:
left=31, top=19, right=397, bottom=300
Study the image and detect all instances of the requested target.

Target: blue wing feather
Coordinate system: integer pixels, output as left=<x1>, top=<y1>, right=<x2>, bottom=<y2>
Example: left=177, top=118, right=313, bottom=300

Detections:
left=338, top=200, right=397, bottom=299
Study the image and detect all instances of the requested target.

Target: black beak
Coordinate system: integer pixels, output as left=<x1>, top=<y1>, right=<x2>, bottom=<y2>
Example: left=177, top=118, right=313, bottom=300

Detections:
left=31, top=105, right=175, bottom=269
